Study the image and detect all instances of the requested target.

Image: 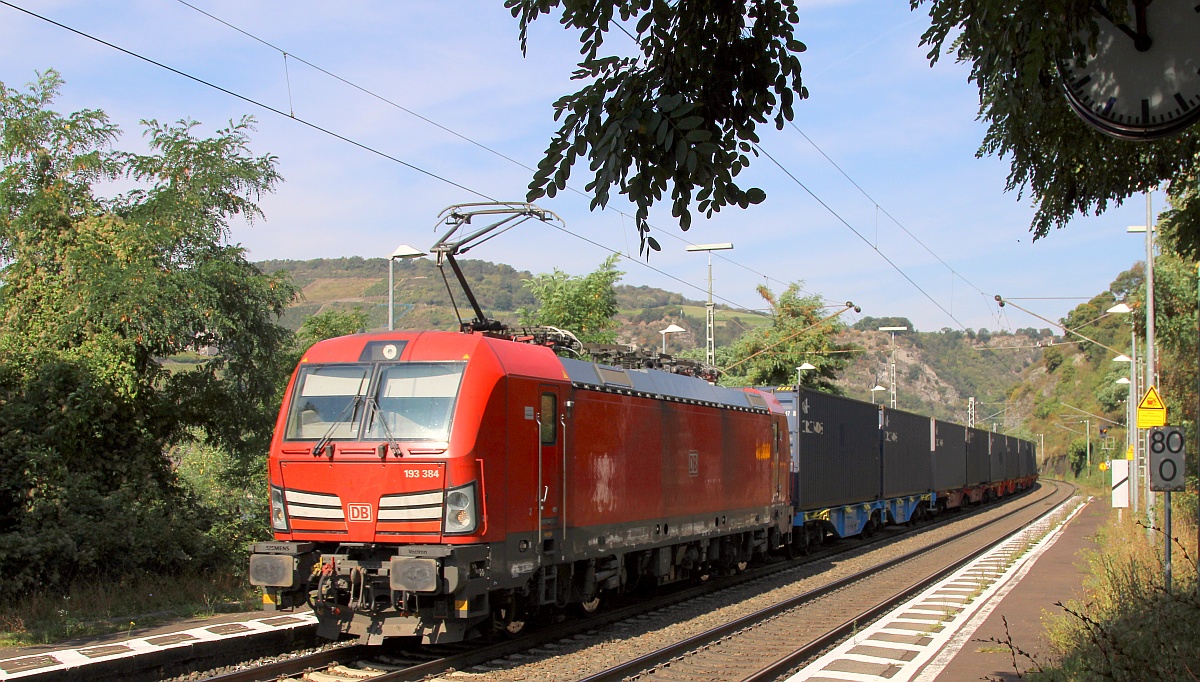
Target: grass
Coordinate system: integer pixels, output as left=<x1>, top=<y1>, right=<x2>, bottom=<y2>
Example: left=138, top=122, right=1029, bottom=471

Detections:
left=300, top=277, right=379, bottom=301
left=0, top=571, right=259, bottom=647
left=677, top=304, right=771, bottom=326
left=997, top=497, right=1200, bottom=680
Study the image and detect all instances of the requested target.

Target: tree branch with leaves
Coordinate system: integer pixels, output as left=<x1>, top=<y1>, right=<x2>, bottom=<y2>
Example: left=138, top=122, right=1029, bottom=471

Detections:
left=508, top=0, right=807, bottom=253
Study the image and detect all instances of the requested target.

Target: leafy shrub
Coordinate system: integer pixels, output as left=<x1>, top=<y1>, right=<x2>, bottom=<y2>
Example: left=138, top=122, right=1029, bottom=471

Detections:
left=0, top=361, right=216, bottom=594
left=1034, top=517, right=1200, bottom=680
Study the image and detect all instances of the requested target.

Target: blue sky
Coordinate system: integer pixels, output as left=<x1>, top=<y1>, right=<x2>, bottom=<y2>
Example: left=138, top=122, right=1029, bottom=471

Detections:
left=0, top=1, right=1159, bottom=333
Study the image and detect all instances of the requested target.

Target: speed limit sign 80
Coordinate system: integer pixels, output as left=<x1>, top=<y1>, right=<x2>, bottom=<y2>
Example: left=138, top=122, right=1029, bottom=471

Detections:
left=1149, top=426, right=1186, bottom=492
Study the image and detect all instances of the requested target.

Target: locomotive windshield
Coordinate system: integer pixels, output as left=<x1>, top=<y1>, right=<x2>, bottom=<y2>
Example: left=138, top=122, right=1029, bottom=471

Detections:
left=283, top=362, right=465, bottom=442
left=364, top=363, right=465, bottom=441
left=285, top=364, right=371, bottom=440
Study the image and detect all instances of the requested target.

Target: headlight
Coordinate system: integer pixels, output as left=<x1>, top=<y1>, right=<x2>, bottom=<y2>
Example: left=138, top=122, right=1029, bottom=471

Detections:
left=443, top=482, right=477, bottom=534
left=270, top=486, right=290, bottom=532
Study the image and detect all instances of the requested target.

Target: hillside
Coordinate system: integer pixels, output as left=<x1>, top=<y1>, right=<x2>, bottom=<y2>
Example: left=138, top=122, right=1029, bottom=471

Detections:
left=257, top=257, right=767, bottom=351
left=259, top=257, right=1070, bottom=461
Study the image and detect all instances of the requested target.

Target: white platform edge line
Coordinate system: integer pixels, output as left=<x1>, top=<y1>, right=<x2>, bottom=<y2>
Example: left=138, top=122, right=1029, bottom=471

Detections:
left=786, top=495, right=1087, bottom=682
left=0, top=613, right=319, bottom=680
left=909, top=496, right=1091, bottom=681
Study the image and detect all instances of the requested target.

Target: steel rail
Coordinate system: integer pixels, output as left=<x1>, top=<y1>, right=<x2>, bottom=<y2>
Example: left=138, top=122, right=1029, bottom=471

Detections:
left=577, top=481, right=1072, bottom=682
left=197, top=484, right=1056, bottom=682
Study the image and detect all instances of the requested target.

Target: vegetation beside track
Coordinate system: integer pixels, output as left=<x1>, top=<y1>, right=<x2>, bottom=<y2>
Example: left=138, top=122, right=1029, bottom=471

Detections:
left=991, top=495, right=1200, bottom=680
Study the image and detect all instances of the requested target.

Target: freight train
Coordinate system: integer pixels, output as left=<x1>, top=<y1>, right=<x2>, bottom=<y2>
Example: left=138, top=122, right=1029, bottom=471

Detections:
left=247, top=203, right=1037, bottom=644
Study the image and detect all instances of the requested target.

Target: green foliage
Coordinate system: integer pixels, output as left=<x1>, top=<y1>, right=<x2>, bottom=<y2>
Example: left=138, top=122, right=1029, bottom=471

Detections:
left=297, top=307, right=369, bottom=350
left=0, top=71, right=295, bottom=595
left=906, top=328, right=1028, bottom=405
left=173, top=439, right=267, bottom=577
left=508, top=0, right=806, bottom=250
left=0, top=361, right=214, bottom=593
left=519, top=254, right=624, bottom=344
left=1034, top=517, right=1200, bottom=681
left=718, top=283, right=852, bottom=390
left=1066, top=438, right=1088, bottom=476
left=1042, top=345, right=1064, bottom=372
left=914, top=1, right=1200, bottom=251
left=851, top=316, right=914, bottom=332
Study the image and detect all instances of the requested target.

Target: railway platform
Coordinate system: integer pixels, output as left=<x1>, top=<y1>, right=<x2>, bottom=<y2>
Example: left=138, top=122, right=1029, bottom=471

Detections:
left=0, top=604, right=317, bottom=681
left=789, top=492, right=1107, bottom=682
left=921, top=495, right=1106, bottom=681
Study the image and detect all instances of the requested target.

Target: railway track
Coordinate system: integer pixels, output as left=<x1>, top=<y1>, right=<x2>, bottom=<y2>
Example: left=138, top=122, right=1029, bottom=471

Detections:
left=198, top=482, right=1066, bottom=682
left=579, top=479, right=1077, bottom=682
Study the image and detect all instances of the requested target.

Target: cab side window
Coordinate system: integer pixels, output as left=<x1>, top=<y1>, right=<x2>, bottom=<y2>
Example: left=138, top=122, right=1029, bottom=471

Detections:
left=540, top=393, right=557, bottom=444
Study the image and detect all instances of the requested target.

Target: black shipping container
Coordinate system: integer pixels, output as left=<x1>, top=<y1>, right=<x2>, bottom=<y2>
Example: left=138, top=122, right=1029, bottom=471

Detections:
left=933, top=421, right=968, bottom=491
left=988, top=432, right=1007, bottom=483
left=1005, top=434, right=1020, bottom=480
left=966, top=427, right=989, bottom=485
left=881, top=408, right=933, bottom=497
left=794, top=388, right=881, bottom=510
left=1018, top=439, right=1036, bottom=477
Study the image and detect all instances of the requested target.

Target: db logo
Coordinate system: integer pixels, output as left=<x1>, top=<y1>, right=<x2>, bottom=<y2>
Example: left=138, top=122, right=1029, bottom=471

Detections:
left=348, top=503, right=373, bottom=522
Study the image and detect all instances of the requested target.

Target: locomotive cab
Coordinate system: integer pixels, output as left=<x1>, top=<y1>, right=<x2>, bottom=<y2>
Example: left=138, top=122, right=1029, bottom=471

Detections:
left=250, top=329, right=794, bottom=644
left=250, top=333, right=502, bottom=643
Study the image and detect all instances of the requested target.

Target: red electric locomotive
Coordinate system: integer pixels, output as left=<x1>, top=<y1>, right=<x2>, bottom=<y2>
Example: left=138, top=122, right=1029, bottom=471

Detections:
left=248, top=204, right=793, bottom=643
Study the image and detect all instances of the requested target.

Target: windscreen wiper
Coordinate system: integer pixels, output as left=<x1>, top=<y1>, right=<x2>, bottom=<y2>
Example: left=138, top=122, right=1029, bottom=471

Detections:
left=366, top=397, right=403, bottom=458
left=312, top=394, right=365, bottom=457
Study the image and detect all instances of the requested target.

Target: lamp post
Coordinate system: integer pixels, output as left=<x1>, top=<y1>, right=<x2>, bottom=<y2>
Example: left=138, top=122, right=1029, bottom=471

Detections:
left=1129, top=200, right=1158, bottom=527
left=388, top=244, right=427, bottom=330
left=660, top=324, right=686, bottom=354
left=870, top=384, right=886, bottom=405
left=796, top=362, right=816, bottom=387
left=686, top=242, right=734, bottom=366
left=1108, top=303, right=1138, bottom=513
left=879, top=326, right=908, bottom=409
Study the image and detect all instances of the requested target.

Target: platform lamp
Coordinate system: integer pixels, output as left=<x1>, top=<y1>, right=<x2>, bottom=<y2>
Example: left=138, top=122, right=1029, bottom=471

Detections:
left=1112, top=348, right=1136, bottom=514
left=870, top=384, right=887, bottom=405
left=685, top=242, right=734, bottom=366
left=796, top=362, right=816, bottom=389
left=389, top=244, right=427, bottom=330
left=1108, top=300, right=1137, bottom=514
left=660, top=323, right=686, bottom=354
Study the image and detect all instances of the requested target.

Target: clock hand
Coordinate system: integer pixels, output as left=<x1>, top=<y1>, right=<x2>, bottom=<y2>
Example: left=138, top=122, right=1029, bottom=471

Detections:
left=1132, top=0, right=1152, bottom=51
left=1093, top=4, right=1142, bottom=44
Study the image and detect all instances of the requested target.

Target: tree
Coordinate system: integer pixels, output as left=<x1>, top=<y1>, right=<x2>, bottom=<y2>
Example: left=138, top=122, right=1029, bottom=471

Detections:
left=0, top=71, right=297, bottom=591
left=508, top=0, right=806, bottom=252
left=519, top=254, right=624, bottom=344
left=297, top=307, right=370, bottom=351
left=1066, top=438, right=1088, bottom=477
left=852, top=316, right=915, bottom=332
left=717, top=283, right=853, bottom=390
left=915, top=0, right=1200, bottom=253
left=513, top=2, right=1199, bottom=256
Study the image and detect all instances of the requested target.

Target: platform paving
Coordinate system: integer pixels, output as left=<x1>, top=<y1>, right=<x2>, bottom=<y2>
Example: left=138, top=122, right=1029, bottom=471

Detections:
left=788, top=492, right=1100, bottom=682
left=0, top=605, right=317, bottom=681
left=919, top=496, right=1107, bottom=681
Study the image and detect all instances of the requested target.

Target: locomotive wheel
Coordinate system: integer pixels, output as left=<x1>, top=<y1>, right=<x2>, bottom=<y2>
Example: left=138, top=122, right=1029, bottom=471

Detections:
left=492, top=606, right=526, bottom=636
left=571, top=594, right=602, bottom=617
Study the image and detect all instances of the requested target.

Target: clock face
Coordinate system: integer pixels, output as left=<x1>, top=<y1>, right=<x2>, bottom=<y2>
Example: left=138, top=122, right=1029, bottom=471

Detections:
left=1060, top=0, right=1200, bottom=139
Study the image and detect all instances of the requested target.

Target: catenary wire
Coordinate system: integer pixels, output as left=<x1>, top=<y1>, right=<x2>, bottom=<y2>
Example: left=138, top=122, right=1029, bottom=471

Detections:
left=171, top=0, right=810, bottom=299
left=788, top=122, right=996, bottom=305
left=598, top=8, right=1005, bottom=331
left=0, top=1, right=767, bottom=315
left=0, top=0, right=493, bottom=202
